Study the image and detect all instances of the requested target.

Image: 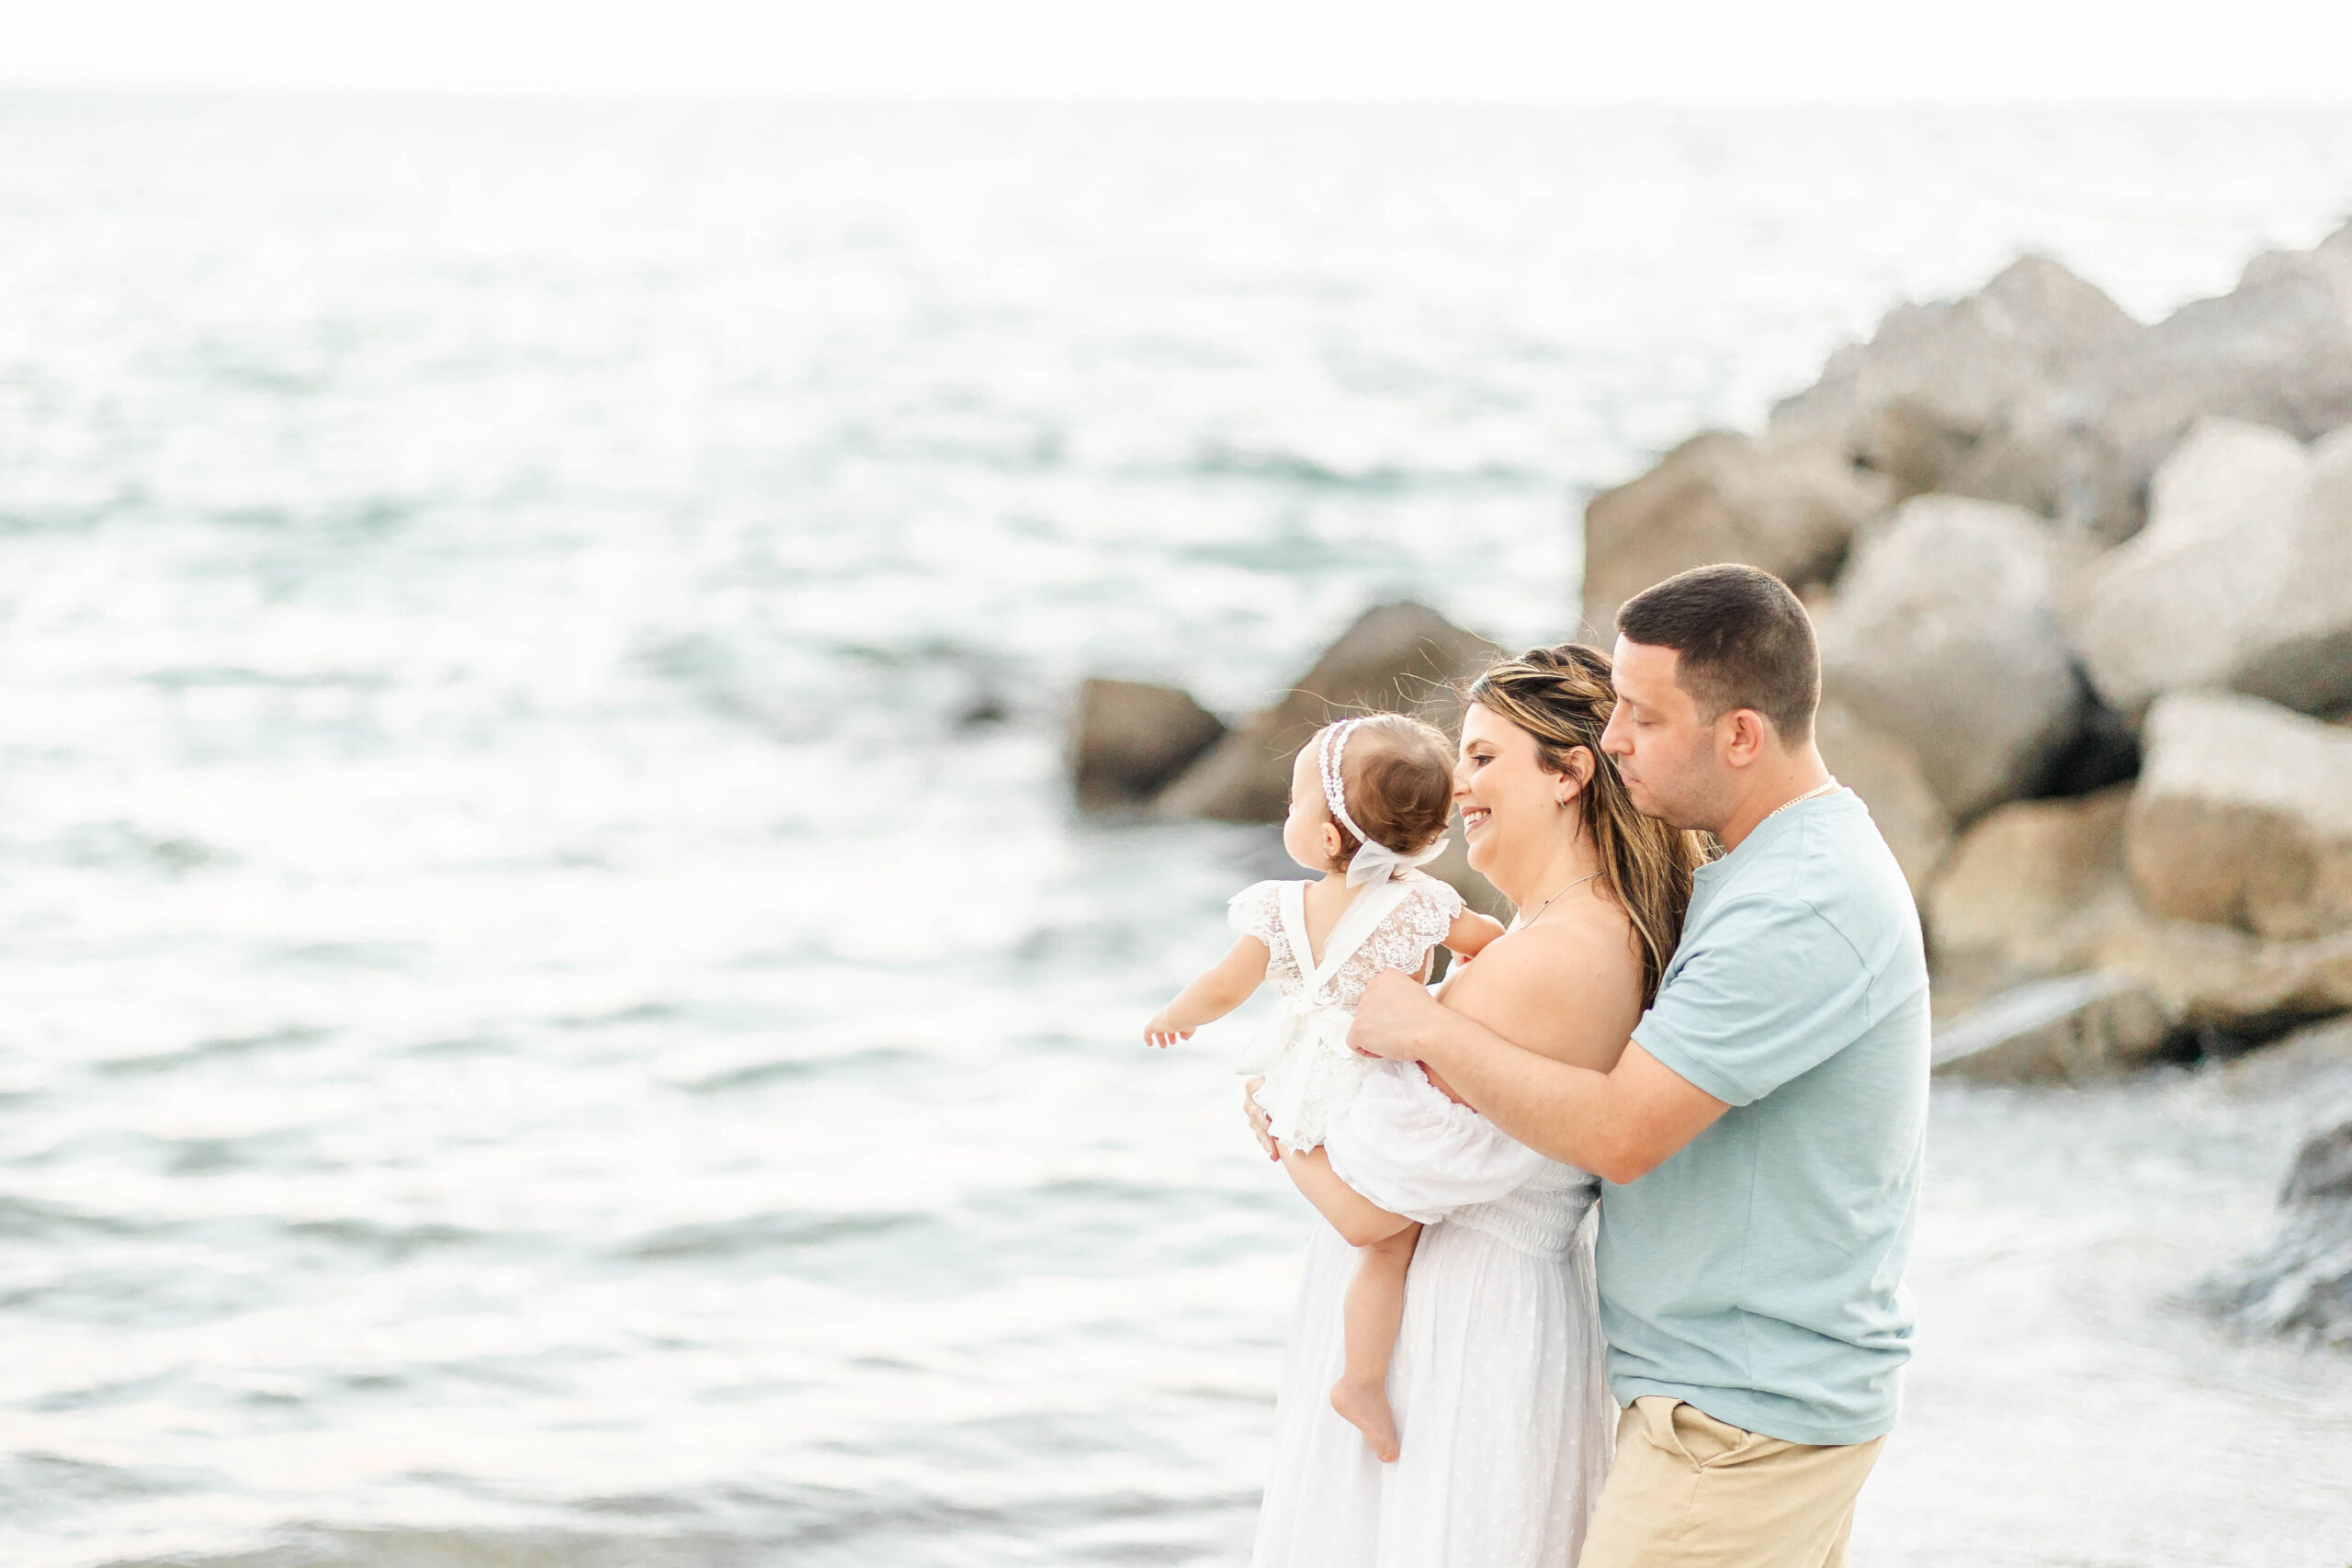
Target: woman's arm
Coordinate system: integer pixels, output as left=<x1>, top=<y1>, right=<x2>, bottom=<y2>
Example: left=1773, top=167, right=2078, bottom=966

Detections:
left=1146, top=935, right=1270, bottom=1046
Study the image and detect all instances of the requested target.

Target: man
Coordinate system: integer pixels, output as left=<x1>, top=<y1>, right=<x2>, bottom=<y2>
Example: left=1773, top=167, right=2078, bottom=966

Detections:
left=1349, top=562, right=1928, bottom=1568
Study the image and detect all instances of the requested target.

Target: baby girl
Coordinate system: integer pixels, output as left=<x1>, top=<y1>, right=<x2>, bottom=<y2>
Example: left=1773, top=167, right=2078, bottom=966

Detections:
left=1144, top=713, right=1503, bottom=1461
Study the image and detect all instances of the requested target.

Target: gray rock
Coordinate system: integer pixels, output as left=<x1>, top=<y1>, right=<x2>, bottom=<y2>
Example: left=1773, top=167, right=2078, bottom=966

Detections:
left=2126, top=692, right=2352, bottom=942
left=1931, top=971, right=2170, bottom=1084
left=1577, top=430, right=1891, bottom=637
left=2195, top=1108, right=2352, bottom=1348
left=2060, top=218, right=2352, bottom=542
left=1774, top=223, right=2352, bottom=543
left=2063, top=419, right=2352, bottom=717
left=1770, top=254, right=2141, bottom=522
left=2088, top=911, right=2352, bottom=1042
left=1814, top=702, right=1952, bottom=897
left=1924, top=787, right=2133, bottom=1007
left=1069, top=678, right=1227, bottom=810
left=1816, top=495, right=2087, bottom=819
left=1155, top=603, right=1499, bottom=824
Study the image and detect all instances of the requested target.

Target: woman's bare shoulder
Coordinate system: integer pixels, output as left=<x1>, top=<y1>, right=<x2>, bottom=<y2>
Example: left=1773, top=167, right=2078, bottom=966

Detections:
left=1436, top=906, right=1645, bottom=1071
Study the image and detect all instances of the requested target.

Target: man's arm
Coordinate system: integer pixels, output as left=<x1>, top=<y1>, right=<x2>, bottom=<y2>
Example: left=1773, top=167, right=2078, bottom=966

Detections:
left=1348, top=971, right=1727, bottom=1184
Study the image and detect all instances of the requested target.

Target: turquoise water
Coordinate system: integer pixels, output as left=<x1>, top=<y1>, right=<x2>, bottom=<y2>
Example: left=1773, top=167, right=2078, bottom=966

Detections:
left=3, top=96, right=2351, bottom=1565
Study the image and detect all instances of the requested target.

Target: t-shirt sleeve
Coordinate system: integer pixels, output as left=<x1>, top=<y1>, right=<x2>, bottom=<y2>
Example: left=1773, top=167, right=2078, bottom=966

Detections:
left=1632, top=895, right=1872, bottom=1107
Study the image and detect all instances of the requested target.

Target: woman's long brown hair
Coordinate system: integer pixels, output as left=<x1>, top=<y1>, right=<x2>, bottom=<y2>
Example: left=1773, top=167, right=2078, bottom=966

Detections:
left=1464, top=644, right=1709, bottom=1006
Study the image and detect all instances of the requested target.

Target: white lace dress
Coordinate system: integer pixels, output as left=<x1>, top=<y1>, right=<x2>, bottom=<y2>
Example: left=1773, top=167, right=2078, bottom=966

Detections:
left=1227, top=872, right=1463, bottom=1155
left=1250, top=1062, right=1613, bottom=1568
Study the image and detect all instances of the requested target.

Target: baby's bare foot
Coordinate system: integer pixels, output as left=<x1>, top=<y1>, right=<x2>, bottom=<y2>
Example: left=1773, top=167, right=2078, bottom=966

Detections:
left=1329, top=1377, right=1399, bottom=1462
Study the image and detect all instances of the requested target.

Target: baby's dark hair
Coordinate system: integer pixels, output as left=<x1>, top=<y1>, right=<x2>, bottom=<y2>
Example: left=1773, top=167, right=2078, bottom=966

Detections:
left=1317, top=714, right=1455, bottom=865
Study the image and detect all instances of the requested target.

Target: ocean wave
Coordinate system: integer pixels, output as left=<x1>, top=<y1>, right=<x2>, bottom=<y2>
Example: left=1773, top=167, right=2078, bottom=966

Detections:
left=96, top=1025, right=332, bottom=1077
left=618, top=1208, right=929, bottom=1263
left=1174, top=440, right=1542, bottom=491
left=681, top=1045, right=922, bottom=1094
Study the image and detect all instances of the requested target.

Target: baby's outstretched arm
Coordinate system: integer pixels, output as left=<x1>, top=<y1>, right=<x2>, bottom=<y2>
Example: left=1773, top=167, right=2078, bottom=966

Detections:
left=1444, top=908, right=1506, bottom=958
left=1144, top=936, right=1270, bottom=1047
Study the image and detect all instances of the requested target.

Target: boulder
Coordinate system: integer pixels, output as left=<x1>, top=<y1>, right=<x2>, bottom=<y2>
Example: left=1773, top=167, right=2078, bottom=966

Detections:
left=1069, top=678, right=1227, bottom=810
left=1924, top=787, right=2132, bottom=1005
left=2195, top=1107, right=2352, bottom=1348
left=2058, top=218, right=2352, bottom=541
left=1155, top=603, right=1500, bottom=823
left=1931, top=971, right=2169, bottom=1084
left=1815, top=496, right=2087, bottom=819
left=2088, top=911, right=2352, bottom=1043
left=2062, top=419, right=2352, bottom=717
left=1577, top=430, right=1891, bottom=637
left=2126, top=692, right=2352, bottom=942
left=1770, top=254, right=2141, bottom=522
left=1774, top=223, right=2352, bottom=543
left=1814, top=702, right=1952, bottom=897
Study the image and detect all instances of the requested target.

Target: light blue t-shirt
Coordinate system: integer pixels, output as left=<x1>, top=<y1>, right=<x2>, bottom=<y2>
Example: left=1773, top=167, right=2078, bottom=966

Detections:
left=1598, top=788, right=1928, bottom=1446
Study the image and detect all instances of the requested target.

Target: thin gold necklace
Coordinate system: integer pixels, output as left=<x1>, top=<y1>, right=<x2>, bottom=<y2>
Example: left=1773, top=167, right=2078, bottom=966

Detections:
left=1519, top=869, right=1600, bottom=931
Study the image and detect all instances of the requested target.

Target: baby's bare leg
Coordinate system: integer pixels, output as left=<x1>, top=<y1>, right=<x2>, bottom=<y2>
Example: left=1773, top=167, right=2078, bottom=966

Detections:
left=1329, top=1222, right=1419, bottom=1463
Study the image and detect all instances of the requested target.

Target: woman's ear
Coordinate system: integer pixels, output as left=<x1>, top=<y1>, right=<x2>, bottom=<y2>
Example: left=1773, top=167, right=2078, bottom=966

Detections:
left=1555, top=745, right=1597, bottom=804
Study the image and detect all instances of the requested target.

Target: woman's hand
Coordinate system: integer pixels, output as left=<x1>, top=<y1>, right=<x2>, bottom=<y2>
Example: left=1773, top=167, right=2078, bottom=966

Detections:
left=1243, top=1077, right=1279, bottom=1161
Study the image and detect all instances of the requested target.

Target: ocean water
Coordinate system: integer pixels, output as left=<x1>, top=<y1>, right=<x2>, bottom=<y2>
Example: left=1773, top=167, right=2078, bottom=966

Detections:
left=3, top=96, right=2352, bottom=1567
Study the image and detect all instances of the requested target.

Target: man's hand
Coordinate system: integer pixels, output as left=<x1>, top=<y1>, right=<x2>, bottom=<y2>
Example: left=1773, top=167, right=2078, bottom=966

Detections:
left=1242, top=1077, right=1278, bottom=1161
left=1351, top=969, right=1443, bottom=1061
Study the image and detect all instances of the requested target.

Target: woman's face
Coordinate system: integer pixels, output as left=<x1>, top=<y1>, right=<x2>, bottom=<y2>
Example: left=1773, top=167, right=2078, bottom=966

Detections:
left=1454, top=702, right=1584, bottom=882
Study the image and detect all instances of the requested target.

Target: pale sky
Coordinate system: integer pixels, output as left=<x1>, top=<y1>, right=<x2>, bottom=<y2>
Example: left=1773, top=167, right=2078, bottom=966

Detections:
left=4, top=0, right=2350, bottom=102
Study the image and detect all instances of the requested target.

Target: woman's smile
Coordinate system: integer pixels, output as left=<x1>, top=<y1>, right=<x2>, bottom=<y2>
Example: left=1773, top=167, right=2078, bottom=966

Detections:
left=1459, top=804, right=1493, bottom=835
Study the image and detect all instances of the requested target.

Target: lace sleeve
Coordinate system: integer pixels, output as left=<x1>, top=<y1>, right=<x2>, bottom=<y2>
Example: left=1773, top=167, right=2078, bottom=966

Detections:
left=1227, top=881, right=1284, bottom=947
left=1324, top=876, right=1463, bottom=1004
left=1401, top=877, right=1464, bottom=949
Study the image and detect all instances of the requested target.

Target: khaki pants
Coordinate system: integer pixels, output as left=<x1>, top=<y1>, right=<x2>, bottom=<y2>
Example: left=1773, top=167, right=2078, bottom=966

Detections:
left=1576, top=1397, right=1887, bottom=1568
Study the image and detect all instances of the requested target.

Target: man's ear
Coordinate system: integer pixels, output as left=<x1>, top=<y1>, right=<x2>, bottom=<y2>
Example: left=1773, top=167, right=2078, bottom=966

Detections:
left=1720, top=708, right=1773, bottom=768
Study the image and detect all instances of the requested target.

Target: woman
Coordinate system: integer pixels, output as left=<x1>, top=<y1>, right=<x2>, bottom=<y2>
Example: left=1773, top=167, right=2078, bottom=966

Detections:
left=1246, top=644, right=1705, bottom=1568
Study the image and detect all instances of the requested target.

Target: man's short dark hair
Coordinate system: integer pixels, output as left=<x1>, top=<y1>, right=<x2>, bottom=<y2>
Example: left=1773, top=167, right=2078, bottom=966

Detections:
left=1614, top=563, right=1820, bottom=744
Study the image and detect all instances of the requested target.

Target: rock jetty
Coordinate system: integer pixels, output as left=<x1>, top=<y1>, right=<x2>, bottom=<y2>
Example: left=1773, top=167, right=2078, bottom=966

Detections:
left=1075, top=217, right=2352, bottom=1087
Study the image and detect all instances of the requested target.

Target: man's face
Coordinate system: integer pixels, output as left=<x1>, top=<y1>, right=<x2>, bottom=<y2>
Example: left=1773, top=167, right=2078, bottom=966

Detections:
left=1600, top=636, right=1734, bottom=831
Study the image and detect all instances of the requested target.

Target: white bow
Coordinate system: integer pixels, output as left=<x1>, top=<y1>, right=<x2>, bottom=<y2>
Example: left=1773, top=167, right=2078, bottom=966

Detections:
left=1344, top=834, right=1449, bottom=888
left=1233, top=994, right=1358, bottom=1077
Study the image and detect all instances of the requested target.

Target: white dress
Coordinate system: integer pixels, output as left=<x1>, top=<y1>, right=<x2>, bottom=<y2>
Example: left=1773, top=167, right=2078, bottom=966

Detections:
left=1227, top=872, right=1463, bottom=1155
left=1250, top=1061, right=1613, bottom=1568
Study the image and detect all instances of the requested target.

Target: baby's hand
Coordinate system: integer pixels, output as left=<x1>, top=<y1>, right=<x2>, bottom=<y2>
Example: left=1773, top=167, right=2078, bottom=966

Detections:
left=1143, top=1010, right=1194, bottom=1049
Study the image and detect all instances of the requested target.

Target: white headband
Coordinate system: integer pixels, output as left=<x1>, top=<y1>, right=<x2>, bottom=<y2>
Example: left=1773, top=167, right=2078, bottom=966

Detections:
left=1317, top=717, right=1449, bottom=888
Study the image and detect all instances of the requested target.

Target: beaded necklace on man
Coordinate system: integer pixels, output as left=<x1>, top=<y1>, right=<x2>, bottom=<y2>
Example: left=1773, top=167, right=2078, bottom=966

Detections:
left=1760, top=776, right=1841, bottom=827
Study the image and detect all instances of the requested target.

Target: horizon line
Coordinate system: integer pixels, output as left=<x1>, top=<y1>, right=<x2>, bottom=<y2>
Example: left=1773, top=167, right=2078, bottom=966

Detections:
left=5, top=83, right=2352, bottom=112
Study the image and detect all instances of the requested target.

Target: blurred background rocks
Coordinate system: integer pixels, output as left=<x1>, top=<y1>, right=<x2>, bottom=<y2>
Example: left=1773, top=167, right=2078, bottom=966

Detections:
left=1071, top=216, right=2352, bottom=1129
